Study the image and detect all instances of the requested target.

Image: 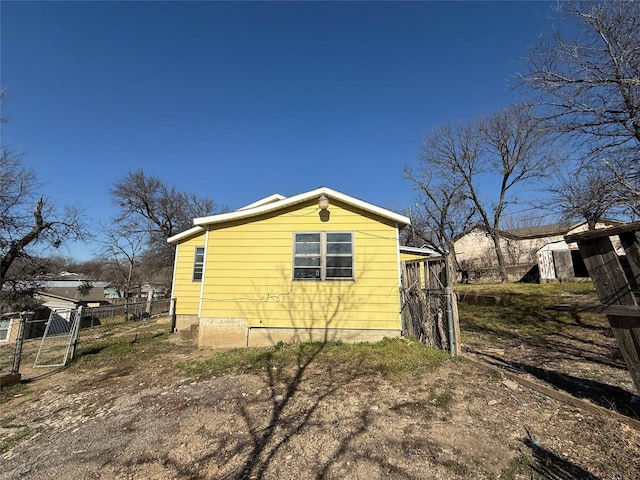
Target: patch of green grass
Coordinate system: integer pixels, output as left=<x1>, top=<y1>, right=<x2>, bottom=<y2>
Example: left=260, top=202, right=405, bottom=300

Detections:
left=0, top=415, right=19, bottom=427
left=179, top=337, right=452, bottom=380
left=0, top=383, right=28, bottom=404
left=431, top=390, right=454, bottom=410
left=455, top=282, right=595, bottom=297
left=74, top=332, right=172, bottom=365
left=456, top=282, right=599, bottom=340
left=0, top=426, right=36, bottom=455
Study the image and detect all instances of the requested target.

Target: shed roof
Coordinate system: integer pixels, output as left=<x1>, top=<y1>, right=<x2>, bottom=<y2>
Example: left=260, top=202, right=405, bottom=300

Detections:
left=36, top=286, right=107, bottom=304
left=168, top=186, right=410, bottom=244
left=399, top=245, right=441, bottom=257
left=456, top=222, right=580, bottom=241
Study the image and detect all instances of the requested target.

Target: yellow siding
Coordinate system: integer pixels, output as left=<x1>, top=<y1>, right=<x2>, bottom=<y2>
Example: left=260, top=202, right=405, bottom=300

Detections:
left=174, top=199, right=403, bottom=331
left=400, top=252, right=426, bottom=288
left=400, top=252, right=429, bottom=263
left=172, top=232, right=207, bottom=314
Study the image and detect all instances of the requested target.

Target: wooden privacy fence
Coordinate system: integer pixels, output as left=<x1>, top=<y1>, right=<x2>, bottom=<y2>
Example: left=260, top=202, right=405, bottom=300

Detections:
left=565, top=222, right=640, bottom=393
left=400, top=254, right=461, bottom=355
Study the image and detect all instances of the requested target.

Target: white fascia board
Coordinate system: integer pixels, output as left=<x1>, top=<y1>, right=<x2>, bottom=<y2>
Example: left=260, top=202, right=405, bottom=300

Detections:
left=537, top=240, right=570, bottom=252
left=237, top=194, right=287, bottom=211
left=400, top=245, right=440, bottom=256
left=167, top=226, right=205, bottom=244
left=193, top=186, right=411, bottom=227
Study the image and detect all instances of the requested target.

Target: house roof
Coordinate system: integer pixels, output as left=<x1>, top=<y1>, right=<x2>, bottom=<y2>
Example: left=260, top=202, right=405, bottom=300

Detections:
left=455, top=222, right=577, bottom=241
left=399, top=245, right=441, bottom=257
left=36, top=286, right=107, bottom=304
left=499, top=222, right=578, bottom=240
left=168, top=186, right=410, bottom=244
left=454, top=219, right=626, bottom=242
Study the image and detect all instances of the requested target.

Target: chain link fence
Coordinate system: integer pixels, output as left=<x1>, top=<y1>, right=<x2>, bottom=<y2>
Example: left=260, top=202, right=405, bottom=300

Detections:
left=74, top=299, right=172, bottom=357
left=0, top=298, right=173, bottom=383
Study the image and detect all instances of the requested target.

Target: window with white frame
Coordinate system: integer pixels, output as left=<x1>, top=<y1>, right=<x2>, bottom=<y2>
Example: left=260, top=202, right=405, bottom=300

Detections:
left=0, top=318, right=11, bottom=342
left=192, top=246, right=205, bottom=281
left=293, top=232, right=354, bottom=280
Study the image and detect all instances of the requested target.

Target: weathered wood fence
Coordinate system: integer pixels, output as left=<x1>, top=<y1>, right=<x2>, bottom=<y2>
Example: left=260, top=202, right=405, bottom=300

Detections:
left=400, top=254, right=461, bottom=355
left=565, top=222, right=640, bottom=393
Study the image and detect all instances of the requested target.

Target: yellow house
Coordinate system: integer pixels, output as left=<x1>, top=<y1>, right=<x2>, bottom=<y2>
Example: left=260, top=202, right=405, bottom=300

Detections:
left=167, top=186, right=411, bottom=348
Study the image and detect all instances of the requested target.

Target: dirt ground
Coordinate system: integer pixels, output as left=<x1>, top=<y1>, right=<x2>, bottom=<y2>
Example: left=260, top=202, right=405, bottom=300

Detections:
left=1, top=306, right=640, bottom=479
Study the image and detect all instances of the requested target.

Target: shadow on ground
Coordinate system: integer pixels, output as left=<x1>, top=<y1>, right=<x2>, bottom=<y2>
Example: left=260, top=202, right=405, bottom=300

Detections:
left=521, top=438, right=599, bottom=480
left=474, top=350, right=640, bottom=419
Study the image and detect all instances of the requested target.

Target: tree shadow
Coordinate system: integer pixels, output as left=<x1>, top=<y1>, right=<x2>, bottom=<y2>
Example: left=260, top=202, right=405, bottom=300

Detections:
left=475, top=350, right=640, bottom=419
left=520, top=438, right=599, bottom=480
left=156, top=263, right=418, bottom=479
left=521, top=333, right=627, bottom=372
left=154, top=339, right=424, bottom=479
left=236, top=341, right=335, bottom=479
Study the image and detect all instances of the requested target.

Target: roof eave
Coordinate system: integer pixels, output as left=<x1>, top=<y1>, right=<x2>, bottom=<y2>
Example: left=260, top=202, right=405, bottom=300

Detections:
left=193, top=186, right=410, bottom=228
left=167, top=226, right=205, bottom=244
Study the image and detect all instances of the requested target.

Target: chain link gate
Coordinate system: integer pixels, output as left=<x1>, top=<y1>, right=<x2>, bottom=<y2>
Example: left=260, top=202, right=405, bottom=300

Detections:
left=33, top=307, right=82, bottom=368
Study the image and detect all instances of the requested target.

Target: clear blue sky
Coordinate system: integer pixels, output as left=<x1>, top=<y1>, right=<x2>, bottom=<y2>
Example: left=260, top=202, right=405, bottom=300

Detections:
left=1, top=1, right=557, bottom=260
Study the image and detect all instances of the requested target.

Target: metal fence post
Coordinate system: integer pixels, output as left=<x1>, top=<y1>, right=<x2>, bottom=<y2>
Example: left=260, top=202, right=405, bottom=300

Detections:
left=170, top=298, right=177, bottom=332
left=11, top=312, right=32, bottom=375
left=444, top=248, right=461, bottom=356
left=444, top=287, right=457, bottom=356
left=69, top=306, right=83, bottom=360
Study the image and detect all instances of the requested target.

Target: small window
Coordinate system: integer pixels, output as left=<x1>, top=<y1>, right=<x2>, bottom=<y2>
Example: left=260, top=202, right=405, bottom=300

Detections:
left=193, top=246, right=205, bottom=282
left=0, top=318, right=11, bottom=342
left=294, top=232, right=353, bottom=280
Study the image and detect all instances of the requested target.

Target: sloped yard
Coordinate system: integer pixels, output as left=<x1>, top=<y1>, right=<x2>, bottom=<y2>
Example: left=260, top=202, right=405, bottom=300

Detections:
left=458, top=282, right=639, bottom=418
left=1, top=286, right=639, bottom=479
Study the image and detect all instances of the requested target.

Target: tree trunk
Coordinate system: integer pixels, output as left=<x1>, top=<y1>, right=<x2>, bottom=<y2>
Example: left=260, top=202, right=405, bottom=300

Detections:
left=490, top=231, right=509, bottom=283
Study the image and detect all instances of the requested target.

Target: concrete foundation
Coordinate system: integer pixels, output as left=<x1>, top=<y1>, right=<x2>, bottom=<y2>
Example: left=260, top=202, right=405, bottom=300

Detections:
left=198, top=317, right=248, bottom=349
left=188, top=315, right=401, bottom=349
left=248, top=328, right=400, bottom=347
left=174, top=314, right=199, bottom=331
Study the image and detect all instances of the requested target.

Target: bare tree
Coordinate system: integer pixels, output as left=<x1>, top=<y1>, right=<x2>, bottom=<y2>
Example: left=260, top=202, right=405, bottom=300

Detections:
left=521, top=0, right=640, bottom=200
left=413, top=105, right=553, bottom=282
left=98, top=224, right=147, bottom=320
left=501, top=212, right=545, bottom=231
left=0, top=150, right=84, bottom=309
left=546, top=162, right=619, bottom=229
left=404, top=164, right=476, bottom=253
left=110, top=170, right=225, bottom=281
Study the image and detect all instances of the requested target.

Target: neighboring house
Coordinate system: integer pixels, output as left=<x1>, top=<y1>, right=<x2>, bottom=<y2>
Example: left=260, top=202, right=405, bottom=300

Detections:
left=537, top=226, right=626, bottom=282
left=35, top=288, right=110, bottom=311
left=0, top=313, right=17, bottom=343
left=34, top=274, right=110, bottom=309
left=0, top=309, right=57, bottom=343
left=454, top=221, right=623, bottom=282
left=167, top=186, right=411, bottom=349
left=35, top=276, right=111, bottom=319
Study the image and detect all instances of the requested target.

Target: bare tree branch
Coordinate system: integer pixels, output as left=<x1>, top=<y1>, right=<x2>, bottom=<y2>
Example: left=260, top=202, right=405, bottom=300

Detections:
left=0, top=150, right=85, bottom=309
left=521, top=0, right=640, bottom=201
left=409, top=105, right=552, bottom=282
